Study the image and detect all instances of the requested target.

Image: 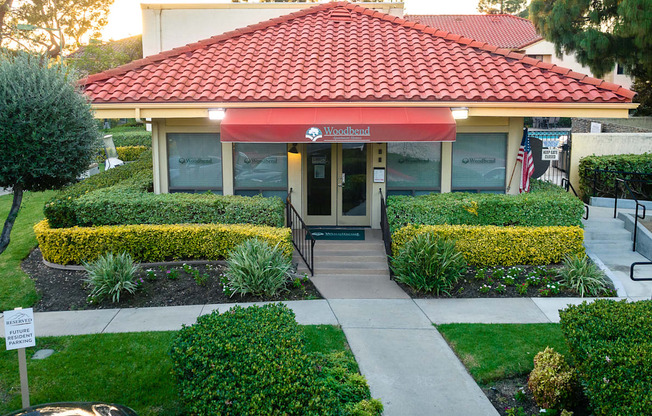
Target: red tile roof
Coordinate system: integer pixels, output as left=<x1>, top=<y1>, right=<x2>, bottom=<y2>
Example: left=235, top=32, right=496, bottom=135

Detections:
left=81, top=2, right=634, bottom=104
left=404, top=14, right=543, bottom=50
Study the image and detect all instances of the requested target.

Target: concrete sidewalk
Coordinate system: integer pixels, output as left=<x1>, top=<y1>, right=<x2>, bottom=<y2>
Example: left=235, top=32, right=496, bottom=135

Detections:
left=0, top=296, right=628, bottom=416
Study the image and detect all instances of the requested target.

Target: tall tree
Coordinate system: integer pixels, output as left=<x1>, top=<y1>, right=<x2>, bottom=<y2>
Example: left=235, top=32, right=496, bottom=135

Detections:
left=477, top=0, right=528, bottom=15
left=530, top=0, right=651, bottom=80
left=0, top=52, right=98, bottom=254
left=68, top=35, right=142, bottom=77
left=0, top=0, right=13, bottom=44
left=2, top=0, right=113, bottom=59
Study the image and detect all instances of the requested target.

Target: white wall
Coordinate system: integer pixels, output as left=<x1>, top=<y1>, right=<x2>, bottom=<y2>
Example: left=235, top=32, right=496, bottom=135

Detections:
left=142, top=2, right=405, bottom=57
left=570, top=133, right=652, bottom=194
left=523, top=40, right=633, bottom=90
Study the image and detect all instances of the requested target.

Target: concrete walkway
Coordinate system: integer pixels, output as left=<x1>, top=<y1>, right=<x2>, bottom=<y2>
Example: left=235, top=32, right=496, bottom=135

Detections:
left=0, top=296, right=629, bottom=416
left=584, top=206, right=652, bottom=299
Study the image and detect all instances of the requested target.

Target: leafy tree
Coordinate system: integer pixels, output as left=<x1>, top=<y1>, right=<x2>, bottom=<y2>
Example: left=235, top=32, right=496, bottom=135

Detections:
left=477, top=0, right=528, bottom=15
left=0, top=52, right=98, bottom=254
left=1, top=0, right=113, bottom=59
left=68, top=35, right=142, bottom=77
left=530, top=0, right=651, bottom=80
left=632, top=79, right=652, bottom=116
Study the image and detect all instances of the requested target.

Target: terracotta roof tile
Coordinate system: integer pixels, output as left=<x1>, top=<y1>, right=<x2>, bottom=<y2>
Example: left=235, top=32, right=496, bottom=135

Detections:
left=405, top=14, right=543, bottom=49
left=81, top=1, right=634, bottom=104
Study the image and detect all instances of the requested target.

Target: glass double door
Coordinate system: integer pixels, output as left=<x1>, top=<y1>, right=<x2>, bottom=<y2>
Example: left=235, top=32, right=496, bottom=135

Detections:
left=304, top=143, right=370, bottom=226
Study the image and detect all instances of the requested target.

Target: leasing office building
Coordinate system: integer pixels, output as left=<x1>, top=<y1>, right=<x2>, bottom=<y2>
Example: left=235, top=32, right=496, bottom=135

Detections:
left=82, top=2, right=635, bottom=229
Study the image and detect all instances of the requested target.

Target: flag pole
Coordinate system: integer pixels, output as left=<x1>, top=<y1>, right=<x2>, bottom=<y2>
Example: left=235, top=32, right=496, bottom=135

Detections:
left=506, top=127, right=527, bottom=192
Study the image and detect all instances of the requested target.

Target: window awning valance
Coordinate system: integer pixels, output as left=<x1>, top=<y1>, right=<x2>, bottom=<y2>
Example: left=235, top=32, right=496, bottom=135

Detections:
left=220, top=107, right=457, bottom=143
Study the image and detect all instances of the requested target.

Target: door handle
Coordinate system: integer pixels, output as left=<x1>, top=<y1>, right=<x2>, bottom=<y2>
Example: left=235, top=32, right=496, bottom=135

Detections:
left=341, top=173, right=346, bottom=185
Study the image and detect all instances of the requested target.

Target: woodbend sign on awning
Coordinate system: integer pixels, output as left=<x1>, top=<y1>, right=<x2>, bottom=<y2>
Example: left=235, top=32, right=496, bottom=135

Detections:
left=220, top=107, right=457, bottom=143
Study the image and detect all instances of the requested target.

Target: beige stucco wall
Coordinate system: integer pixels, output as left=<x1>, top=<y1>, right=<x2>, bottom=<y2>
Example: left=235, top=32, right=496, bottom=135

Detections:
left=150, top=115, right=524, bottom=228
left=141, top=2, right=405, bottom=57
left=569, top=133, right=652, bottom=193
left=523, top=40, right=633, bottom=90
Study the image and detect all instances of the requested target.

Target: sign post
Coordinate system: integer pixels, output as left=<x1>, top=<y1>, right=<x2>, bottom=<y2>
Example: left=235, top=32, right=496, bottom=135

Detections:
left=4, top=307, right=35, bottom=408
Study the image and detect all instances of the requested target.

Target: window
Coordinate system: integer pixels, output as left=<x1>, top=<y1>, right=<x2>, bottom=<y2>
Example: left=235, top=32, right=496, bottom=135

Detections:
left=616, top=64, right=624, bottom=75
left=167, top=133, right=222, bottom=193
left=233, top=143, right=288, bottom=198
left=386, top=142, right=441, bottom=196
left=452, top=133, right=507, bottom=193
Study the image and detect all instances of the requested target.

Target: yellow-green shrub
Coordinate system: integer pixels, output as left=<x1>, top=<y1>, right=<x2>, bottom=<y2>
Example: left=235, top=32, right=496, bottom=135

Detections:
left=392, top=224, right=584, bottom=266
left=117, top=145, right=148, bottom=161
left=35, top=220, right=292, bottom=265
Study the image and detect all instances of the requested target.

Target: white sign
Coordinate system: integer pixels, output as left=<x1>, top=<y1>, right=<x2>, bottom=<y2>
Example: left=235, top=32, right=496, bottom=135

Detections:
left=542, top=148, right=560, bottom=161
left=590, top=122, right=602, bottom=133
left=4, top=308, right=36, bottom=350
left=373, top=168, right=385, bottom=183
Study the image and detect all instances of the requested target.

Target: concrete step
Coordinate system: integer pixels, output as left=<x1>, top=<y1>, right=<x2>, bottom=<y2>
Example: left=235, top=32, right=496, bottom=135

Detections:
left=316, top=260, right=388, bottom=269
left=315, top=241, right=385, bottom=251
left=312, top=249, right=386, bottom=257
left=313, top=254, right=388, bottom=263
left=314, top=268, right=390, bottom=276
left=584, top=230, right=632, bottom=240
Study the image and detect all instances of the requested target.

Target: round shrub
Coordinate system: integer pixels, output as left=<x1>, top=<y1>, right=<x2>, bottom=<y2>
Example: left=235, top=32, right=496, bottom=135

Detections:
left=170, top=304, right=382, bottom=416
left=528, top=347, right=577, bottom=410
left=224, top=238, right=293, bottom=297
left=83, top=252, right=139, bottom=303
left=391, top=232, right=467, bottom=294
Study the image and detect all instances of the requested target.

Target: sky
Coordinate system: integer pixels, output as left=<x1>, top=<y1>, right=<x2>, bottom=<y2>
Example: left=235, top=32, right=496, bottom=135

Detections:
left=102, top=0, right=481, bottom=40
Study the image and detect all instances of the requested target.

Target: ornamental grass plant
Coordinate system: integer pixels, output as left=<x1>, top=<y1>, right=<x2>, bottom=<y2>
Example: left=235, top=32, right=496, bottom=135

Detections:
left=83, top=252, right=139, bottom=303
left=391, top=232, right=467, bottom=295
left=224, top=238, right=293, bottom=297
left=557, top=254, right=609, bottom=297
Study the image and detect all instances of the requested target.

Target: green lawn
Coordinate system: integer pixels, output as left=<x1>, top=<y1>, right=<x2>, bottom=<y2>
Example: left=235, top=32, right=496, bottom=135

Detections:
left=437, top=323, right=569, bottom=385
left=0, top=191, right=55, bottom=311
left=0, top=325, right=351, bottom=415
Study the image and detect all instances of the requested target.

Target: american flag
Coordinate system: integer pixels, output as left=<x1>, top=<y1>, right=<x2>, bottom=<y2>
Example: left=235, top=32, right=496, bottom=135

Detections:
left=516, top=128, right=534, bottom=193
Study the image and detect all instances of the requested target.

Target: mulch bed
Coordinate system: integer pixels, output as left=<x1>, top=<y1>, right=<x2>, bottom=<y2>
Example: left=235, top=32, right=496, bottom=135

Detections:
left=484, top=375, right=591, bottom=416
left=23, top=248, right=321, bottom=312
left=394, top=265, right=615, bottom=299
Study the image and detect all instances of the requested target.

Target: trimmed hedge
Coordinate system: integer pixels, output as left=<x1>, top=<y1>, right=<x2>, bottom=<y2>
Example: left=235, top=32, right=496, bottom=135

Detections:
left=44, top=150, right=285, bottom=229
left=69, top=191, right=285, bottom=228
left=170, top=304, right=382, bottom=416
left=560, top=300, right=652, bottom=416
left=117, top=145, right=148, bottom=161
left=392, top=224, right=584, bottom=266
left=110, top=130, right=152, bottom=147
left=386, top=188, right=584, bottom=232
left=34, top=220, right=292, bottom=265
left=578, top=153, right=652, bottom=199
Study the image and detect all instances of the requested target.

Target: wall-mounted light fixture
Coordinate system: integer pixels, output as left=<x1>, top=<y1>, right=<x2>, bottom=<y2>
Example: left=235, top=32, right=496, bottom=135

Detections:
left=451, top=107, right=469, bottom=120
left=208, top=108, right=226, bottom=120
left=288, top=143, right=299, bottom=154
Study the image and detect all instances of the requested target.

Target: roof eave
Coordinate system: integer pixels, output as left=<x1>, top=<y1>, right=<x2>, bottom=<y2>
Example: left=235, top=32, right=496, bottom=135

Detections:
left=90, top=101, right=638, bottom=120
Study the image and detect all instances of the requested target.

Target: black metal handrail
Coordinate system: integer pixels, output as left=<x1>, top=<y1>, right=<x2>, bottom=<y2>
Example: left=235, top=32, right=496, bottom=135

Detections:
left=590, top=169, right=652, bottom=201
left=286, top=189, right=315, bottom=276
left=631, top=262, right=652, bottom=282
left=614, top=178, right=647, bottom=252
left=561, top=178, right=589, bottom=220
left=379, top=189, right=392, bottom=257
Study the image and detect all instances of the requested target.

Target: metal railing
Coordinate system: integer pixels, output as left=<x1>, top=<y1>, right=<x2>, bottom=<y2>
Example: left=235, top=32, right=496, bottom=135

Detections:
left=631, top=262, right=652, bottom=282
left=614, top=178, right=647, bottom=252
left=588, top=169, right=652, bottom=202
left=379, top=189, right=392, bottom=257
left=286, top=189, right=315, bottom=276
left=561, top=178, right=589, bottom=220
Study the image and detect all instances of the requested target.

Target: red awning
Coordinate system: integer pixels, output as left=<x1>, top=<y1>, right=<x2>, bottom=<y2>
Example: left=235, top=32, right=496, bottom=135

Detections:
left=220, top=107, right=456, bottom=143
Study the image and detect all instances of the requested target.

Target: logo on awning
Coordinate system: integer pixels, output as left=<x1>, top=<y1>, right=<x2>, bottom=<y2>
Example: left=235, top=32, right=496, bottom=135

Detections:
left=306, top=127, right=322, bottom=142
